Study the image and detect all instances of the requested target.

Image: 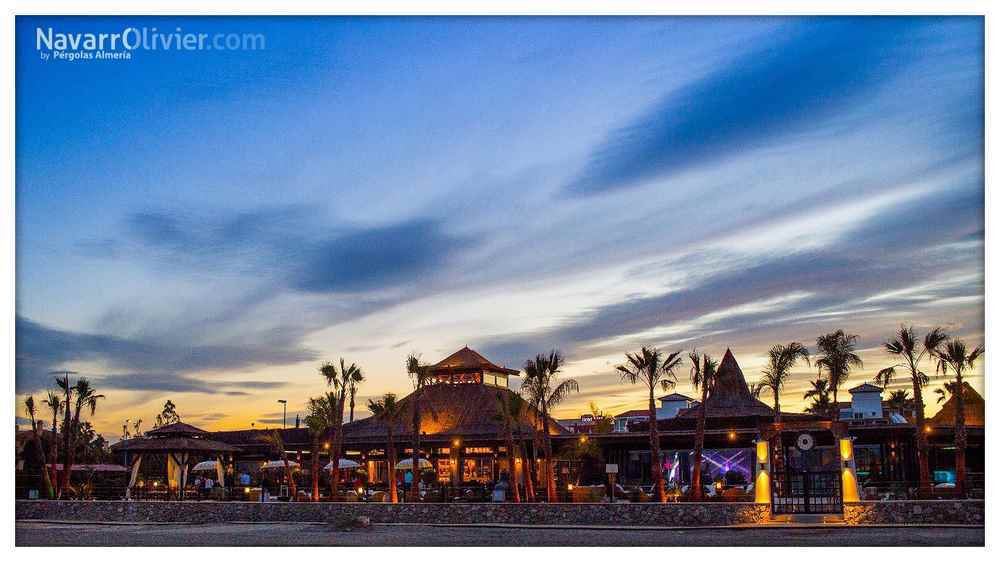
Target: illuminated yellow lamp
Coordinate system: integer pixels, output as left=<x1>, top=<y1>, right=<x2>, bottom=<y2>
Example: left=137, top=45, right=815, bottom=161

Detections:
left=579, top=435, right=588, bottom=444
left=453, top=438, right=461, bottom=448
left=728, top=430, right=737, bottom=441
left=839, top=437, right=853, bottom=461
left=925, top=425, right=933, bottom=433
left=756, top=441, right=769, bottom=464
left=324, top=442, right=331, bottom=450
left=567, top=484, right=574, bottom=491
left=243, top=487, right=250, bottom=494
left=839, top=438, right=861, bottom=503
left=754, top=470, right=771, bottom=504
left=356, top=487, right=365, bottom=495
left=715, top=481, right=723, bottom=490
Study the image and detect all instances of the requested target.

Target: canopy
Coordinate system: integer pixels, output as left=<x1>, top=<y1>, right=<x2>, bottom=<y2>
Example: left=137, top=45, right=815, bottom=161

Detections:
left=191, top=460, right=219, bottom=472
left=324, top=459, right=361, bottom=470
left=261, top=460, right=299, bottom=470
left=395, top=458, right=432, bottom=470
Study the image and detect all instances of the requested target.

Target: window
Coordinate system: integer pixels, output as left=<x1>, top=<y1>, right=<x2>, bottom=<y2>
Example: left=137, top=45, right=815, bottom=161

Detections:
left=436, top=459, right=452, bottom=482
left=463, top=458, right=493, bottom=483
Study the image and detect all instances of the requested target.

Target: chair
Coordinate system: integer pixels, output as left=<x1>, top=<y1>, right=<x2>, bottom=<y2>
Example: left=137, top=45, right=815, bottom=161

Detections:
left=370, top=490, right=388, bottom=503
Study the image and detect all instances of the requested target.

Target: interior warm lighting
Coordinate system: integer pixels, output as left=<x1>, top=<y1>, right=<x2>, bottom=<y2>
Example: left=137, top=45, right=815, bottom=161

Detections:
left=243, top=487, right=250, bottom=494
left=715, top=481, right=723, bottom=490
left=356, top=487, right=364, bottom=495
left=755, top=441, right=768, bottom=464
left=728, top=431, right=736, bottom=441
left=324, top=442, right=331, bottom=450
left=839, top=438, right=853, bottom=461
left=453, top=439, right=461, bottom=448
left=567, top=484, right=574, bottom=491
left=925, top=425, right=932, bottom=433
left=579, top=435, right=588, bottom=443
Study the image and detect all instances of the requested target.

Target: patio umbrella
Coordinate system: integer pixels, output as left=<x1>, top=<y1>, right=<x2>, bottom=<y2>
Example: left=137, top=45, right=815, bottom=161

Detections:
left=261, top=460, right=299, bottom=470
left=324, top=459, right=361, bottom=470
left=191, top=460, right=219, bottom=472
left=395, top=458, right=432, bottom=470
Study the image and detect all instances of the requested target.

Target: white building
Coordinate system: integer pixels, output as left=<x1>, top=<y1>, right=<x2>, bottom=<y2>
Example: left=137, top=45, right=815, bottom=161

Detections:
left=839, top=383, right=884, bottom=421
left=657, top=392, right=698, bottom=419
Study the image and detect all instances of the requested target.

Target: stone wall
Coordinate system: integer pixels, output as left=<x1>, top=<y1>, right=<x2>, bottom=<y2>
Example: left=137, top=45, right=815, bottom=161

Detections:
left=843, top=500, right=984, bottom=525
left=16, top=500, right=770, bottom=527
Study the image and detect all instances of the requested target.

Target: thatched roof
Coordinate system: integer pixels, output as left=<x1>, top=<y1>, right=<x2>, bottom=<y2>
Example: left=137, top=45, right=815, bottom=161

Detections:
left=678, top=349, right=775, bottom=418
left=929, top=382, right=984, bottom=427
left=111, top=436, right=240, bottom=454
left=342, top=383, right=565, bottom=441
left=428, top=346, right=519, bottom=376
left=146, top=422, right=208, bottom=436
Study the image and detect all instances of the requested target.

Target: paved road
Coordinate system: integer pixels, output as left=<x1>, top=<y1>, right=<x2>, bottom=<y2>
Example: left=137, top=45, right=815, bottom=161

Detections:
left=16, top=521, right=984, bottom=547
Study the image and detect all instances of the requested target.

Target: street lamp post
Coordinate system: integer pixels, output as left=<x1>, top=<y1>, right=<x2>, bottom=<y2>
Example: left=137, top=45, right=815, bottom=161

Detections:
left=277, top=400, right=287, bottom=429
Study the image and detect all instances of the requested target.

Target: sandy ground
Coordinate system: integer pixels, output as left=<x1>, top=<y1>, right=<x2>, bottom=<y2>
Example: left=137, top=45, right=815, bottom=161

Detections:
left=15, top=521, right=985, bottom=547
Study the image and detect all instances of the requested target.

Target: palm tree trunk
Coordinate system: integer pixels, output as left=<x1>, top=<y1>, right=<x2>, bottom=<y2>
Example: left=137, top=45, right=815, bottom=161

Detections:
left=540, top=402, right=556, bottom=502
left=648, top=387, right=666, bottom=502
left=387, top=428, right=398, bottom=503
left=691, top=383, right=709, bottom=500
left=329, top=395, right=346, bottom=500
left=523, top=435, right=536, bottom=502
left=29, top=421, right=54, bottom=499
left=409, top=398, right=422, bottom=502
left=311, top=435, right=320, bottom=501
left=506, top=429, right=521, bottom=502
left=59, top=379, right=72, bottom=498
left=954, top=373, right=967, bottom=498
left=49, top=412, right=59, bottom=496
left=774, top=394, right=782, bottom=424
left=912, top=372, right=931, bottom=497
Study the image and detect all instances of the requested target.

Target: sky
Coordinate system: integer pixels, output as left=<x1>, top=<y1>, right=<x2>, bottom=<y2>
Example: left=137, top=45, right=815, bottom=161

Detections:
left=15, top=16, right=984, bottom=438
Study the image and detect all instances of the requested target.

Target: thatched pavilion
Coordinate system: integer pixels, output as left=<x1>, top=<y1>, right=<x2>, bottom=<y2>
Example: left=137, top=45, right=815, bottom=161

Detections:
left=112, top=422, right=240, bottom=499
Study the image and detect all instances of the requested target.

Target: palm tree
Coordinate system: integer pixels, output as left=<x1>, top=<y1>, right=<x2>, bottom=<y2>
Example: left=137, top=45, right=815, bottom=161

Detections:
left=24, top=396, right=55, bottom=499
left=886, top=390, right=910, bottom=412
left=934, top=338, right=984, bottom=497
left=874, top=325, right=947, bottom=496
left=347, top=378, right=360, bottom=424
left=688, top=350, right=718, bottom=500
left=521, top=350, right=578, bottom=502
left=55, top=374, right=73, bottom=498
left=261, top=429, right=297, bottom=500
left=368, top=393, right=403, bottom=503
left=42, top=390, right=62, bottom=495
left=934, top=380, right=961, bottom=404
left=319, top=359, right=364, bottom=498
left=406, top=353, right=437, bottom=502
left=305, top=392, right=337, bottom=501
left=616, top=347, right=684, bottom=503
left=494, top=392, right=527, bottom=503
left=803, top=378, right=832, bottom=416
left=815, top=330, right=864, bottom=406
left=755, top=343, right=810, bottom=422
left=65, top=379, right=104, bottom=492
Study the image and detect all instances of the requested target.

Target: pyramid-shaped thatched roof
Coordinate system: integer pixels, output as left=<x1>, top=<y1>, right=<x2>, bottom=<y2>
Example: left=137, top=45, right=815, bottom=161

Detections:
left=679, top=349, right=775, bottom=418
left=929, top=382, right=984, bottom=427
left=428, top=346, right=519, bottom=376
left=342, top=383, right=564, bottom=441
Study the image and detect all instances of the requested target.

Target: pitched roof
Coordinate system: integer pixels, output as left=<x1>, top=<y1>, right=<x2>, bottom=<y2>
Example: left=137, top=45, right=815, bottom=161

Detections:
left=849, top=383, right=883, bottom=394
left=614, top=409, right=650, bottom=419
left=428, top=346, right=519, bottom=376
left=145, top=422, right=208, bottom=436
left=341, top=383, right=564, bottom=441
left=658, top=392, right=694, bottom=402
left=929, top=382, right=984, bottom=427
left=679, top=349, right=775, bottom=418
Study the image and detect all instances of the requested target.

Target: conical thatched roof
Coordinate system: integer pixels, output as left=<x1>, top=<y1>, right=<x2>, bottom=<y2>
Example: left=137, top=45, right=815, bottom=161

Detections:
left=342, top=383, right=565, bottom=442
left=929, top=382, right=984, bottom=427
left=679, top=349, right=775, bottom=418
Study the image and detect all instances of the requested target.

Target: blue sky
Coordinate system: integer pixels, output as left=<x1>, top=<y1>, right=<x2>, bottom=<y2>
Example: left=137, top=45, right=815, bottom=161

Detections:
left=16, top=16, right=984, bottom=434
